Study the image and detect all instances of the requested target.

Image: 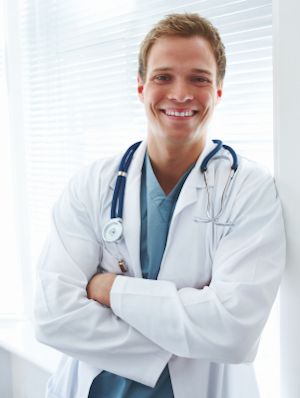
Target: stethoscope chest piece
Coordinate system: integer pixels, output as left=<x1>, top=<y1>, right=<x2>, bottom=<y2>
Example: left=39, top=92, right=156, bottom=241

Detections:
left=102, top=218, right=123, bottom=242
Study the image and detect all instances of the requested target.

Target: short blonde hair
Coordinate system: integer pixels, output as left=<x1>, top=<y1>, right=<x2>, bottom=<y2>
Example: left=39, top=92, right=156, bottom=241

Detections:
left=138, top=13, right=226, bottom=86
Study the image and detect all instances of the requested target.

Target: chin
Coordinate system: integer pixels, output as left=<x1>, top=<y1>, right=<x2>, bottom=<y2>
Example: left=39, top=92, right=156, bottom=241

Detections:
left=162, top=133, right=202, bottom=146
left=165, top=126, right=203, bottom=139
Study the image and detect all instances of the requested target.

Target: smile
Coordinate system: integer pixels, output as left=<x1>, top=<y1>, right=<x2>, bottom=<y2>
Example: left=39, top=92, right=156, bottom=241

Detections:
left=161, top=109, right=197, bottom=118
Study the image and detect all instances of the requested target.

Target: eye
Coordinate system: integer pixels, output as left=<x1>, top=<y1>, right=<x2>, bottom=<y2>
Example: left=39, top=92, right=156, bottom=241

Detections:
left=153, top=74, right=171, bottom=82
left=191, top=76, right=211, bottom=84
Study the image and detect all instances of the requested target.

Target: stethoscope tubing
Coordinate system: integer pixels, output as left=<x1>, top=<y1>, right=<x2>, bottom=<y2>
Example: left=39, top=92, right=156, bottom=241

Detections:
left=105, top=139, right=238, bottom=244
left=201, top=139, right=223, bottom=172
left=111, top=141, right=142, bottom=219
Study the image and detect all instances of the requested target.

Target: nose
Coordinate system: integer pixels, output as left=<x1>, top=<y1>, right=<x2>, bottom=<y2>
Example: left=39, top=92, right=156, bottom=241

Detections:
left=167, top=80, right=194, bottom=103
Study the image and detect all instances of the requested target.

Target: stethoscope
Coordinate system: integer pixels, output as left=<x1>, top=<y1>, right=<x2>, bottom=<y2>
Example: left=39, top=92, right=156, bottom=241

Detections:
left=102, top=139, right=238, bottom=272
left=198, top=139, right=238, bottom=225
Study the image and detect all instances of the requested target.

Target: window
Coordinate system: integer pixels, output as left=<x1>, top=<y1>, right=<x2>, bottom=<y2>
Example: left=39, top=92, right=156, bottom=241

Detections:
left=2, top=0, right=277, bottom=396
left=0, top=0, right=24, bottom=316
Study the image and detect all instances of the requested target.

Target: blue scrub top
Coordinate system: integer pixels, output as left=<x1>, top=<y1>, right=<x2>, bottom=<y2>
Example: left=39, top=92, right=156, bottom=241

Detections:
left=88, top=154, right=194, bottom=398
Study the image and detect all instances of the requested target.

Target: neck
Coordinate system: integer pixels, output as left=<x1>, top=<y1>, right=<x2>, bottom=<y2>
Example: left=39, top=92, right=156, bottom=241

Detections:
left=147, top=138, right=206, bottom=195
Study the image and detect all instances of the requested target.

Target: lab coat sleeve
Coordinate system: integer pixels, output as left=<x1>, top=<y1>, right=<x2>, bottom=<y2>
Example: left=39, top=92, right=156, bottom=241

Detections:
left=34, top=167, right=171, bottom=387
left=110, top=168, right=286, bottom=363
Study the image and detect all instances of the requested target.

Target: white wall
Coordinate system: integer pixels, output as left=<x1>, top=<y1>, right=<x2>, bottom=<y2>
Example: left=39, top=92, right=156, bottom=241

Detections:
left=273, top=0, right=300, bottom=397
left=11, top=354, right=50, bottom=398
left=0, top=348, right=13, bottom=397
left=0, top=348, right=50, bottom=398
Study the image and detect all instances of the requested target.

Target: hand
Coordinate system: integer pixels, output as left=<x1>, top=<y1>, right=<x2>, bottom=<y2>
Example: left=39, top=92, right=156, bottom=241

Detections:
left=87, top=272, right=117, bottom=307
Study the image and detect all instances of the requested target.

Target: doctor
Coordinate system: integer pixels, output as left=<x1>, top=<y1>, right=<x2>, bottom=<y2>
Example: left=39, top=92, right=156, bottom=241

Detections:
left=34, top=13, right=285, bottom=398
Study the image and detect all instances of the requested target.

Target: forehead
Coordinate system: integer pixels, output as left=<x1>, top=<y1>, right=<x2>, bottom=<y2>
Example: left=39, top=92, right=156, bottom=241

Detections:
left=146, top=36, right=217, bottom=75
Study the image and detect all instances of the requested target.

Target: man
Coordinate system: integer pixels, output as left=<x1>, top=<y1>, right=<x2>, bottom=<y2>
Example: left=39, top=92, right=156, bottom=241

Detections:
left=35, top=13, right=285, bottom=398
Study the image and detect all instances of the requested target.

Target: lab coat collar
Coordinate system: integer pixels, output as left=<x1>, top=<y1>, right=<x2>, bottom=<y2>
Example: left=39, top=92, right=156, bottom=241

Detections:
left=108, top=139, right=216, bottom=190
left=183, top=139, right=216, bottom=189
left=171, top=139, right=216, bottom=220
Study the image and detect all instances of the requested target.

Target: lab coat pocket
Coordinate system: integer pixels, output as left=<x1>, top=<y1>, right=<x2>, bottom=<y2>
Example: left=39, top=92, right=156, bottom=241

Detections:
left=101, top=246, right=119, bottom=273
left=100, top=243, right=129, bottom=274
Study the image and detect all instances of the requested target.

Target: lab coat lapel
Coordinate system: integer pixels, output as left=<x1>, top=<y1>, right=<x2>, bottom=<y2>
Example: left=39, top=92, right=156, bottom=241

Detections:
left=122, top=141, right=147, bottom=277
left=172, top=140, right=215, bottom=220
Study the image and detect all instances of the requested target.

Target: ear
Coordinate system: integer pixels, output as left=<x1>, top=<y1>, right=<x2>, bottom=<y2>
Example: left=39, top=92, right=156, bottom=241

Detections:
left=137, top=75, right=144, bottom=102
left=215, top=85, right=223, bottom=105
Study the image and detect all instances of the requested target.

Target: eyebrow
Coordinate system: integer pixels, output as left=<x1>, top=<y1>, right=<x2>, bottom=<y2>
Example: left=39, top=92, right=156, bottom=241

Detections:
left=151, top=67, right=213, bottom=76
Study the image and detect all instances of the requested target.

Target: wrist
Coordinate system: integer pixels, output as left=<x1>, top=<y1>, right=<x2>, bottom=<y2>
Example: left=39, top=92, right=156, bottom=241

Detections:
left=87, top=272, right=117, bottom=307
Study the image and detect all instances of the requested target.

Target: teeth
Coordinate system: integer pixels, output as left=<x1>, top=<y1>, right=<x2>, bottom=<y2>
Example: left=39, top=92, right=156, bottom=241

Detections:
left=165, top=110, right=194, bottom=117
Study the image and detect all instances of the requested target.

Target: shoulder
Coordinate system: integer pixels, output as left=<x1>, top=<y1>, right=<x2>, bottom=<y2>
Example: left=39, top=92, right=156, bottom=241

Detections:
left=234, top=154, right=275, bottom=190
left=236, top=154, right=272, bottom=181
left=74, top=153, right=121, bottom=185
left=55, top=153, right=123, bottom=217
left=52, top=153, right=123, bottom=239
left=231, top=154, right=279, bottom=210
left=68, top=153, right=122, bottom=197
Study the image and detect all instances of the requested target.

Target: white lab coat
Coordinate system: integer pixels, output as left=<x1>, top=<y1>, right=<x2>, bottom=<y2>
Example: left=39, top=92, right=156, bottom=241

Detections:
left=34, top=140, right=285, bottom=398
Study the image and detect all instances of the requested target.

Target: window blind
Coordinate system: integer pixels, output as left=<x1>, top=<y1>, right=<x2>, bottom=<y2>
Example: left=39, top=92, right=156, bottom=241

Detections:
left=0, top=0, right=23, bottom=315
left=18, top=0, right=273, bottom=266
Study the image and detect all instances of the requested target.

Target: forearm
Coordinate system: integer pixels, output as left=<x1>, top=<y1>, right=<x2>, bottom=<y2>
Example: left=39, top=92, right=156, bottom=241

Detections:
left=86, top=272, right=117, bottom=307
left=106, top=261, right=282, bottom=365
left=35, top=271, right=171, bottom=386
left=110, top=275, right=243, bottom=361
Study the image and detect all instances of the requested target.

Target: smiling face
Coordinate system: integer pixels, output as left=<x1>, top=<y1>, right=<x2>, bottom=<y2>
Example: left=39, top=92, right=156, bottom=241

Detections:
left=138, top=35, right=222, bottom=156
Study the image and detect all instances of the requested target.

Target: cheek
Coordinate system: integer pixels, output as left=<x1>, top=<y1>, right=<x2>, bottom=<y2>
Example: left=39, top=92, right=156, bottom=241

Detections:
left=145, top=84, right=166, bottom=101
left=198, top=91, right=217, bottom=109
left=144, top=90, right=164, bottom=113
